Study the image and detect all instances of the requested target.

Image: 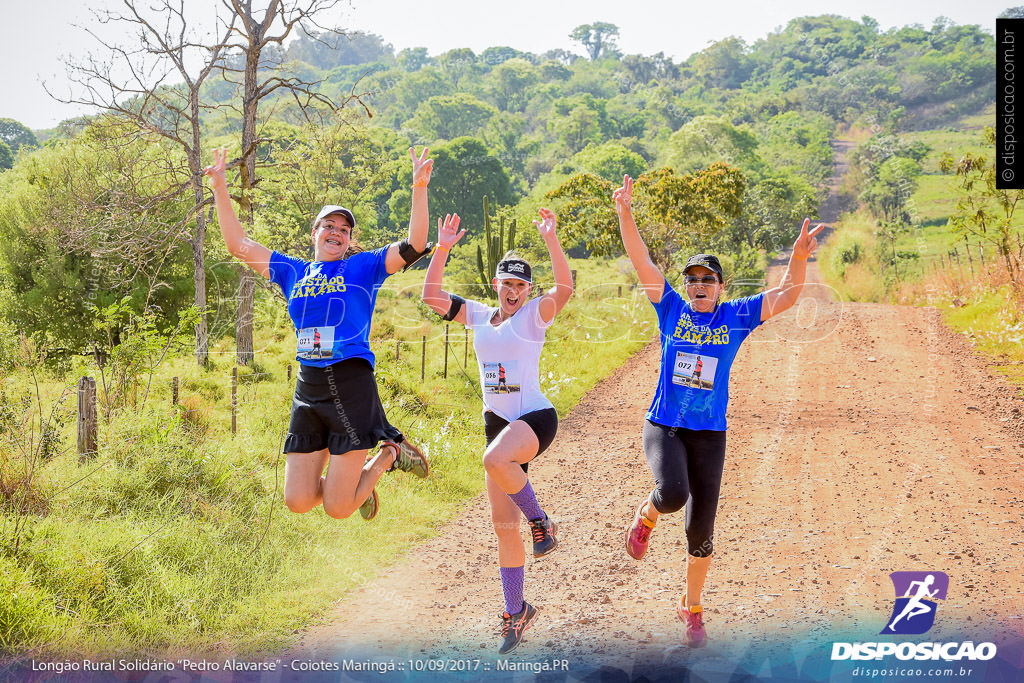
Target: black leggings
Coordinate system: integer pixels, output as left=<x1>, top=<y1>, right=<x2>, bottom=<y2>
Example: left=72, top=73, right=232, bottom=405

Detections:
left=642, top=420, right=727, bottom=558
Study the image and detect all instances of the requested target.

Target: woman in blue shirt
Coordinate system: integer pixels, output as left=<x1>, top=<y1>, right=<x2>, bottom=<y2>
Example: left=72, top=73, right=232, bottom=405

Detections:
left=205, top=147, right=434, bottom=522
left=614, top=173, right=823, bottom=647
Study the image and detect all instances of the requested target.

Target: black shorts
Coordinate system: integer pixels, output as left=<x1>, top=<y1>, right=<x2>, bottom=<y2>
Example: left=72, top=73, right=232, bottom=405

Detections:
left=483, top=407, right=558, bottom=474
left=284, top=358, right=402, bottom=455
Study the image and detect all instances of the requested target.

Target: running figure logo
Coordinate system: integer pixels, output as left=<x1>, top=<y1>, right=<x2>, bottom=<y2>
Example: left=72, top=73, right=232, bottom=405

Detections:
left=882, top=571, right=949, bottom=635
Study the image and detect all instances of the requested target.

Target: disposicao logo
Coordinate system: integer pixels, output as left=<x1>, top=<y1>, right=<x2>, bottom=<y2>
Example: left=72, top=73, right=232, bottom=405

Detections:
left=882, top=571, right=948, bottom=635
left=830, top=570, right=997, bottom=663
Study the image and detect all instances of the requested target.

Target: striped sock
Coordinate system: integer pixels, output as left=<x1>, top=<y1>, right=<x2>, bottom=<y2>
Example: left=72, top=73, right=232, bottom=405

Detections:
left=508, top=481, right=545, bottom=522
left=499, top=565, right=525, bottom=615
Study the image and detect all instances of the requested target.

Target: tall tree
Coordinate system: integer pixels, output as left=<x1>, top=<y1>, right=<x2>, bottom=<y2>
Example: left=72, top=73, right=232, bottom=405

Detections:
left=219, top=0, right=349, bottom=365
left=569, top=22, right=620, bottom=61
left=52, top=0, right=235, bottom=366
left=0, top=119, right=39, bottom=155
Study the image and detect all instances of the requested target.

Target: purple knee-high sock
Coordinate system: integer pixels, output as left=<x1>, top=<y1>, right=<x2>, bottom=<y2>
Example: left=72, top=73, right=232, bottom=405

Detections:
left=499, top=565, right=525, bottom=615
left=508, top=481, right=545, bottom=522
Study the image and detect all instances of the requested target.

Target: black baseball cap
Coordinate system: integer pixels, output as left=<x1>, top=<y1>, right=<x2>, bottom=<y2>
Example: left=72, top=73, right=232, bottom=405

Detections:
left=315, top=205, right=356, bottom=228
left=683, top=254, right=723, bottom=281
left=495, top=258, right=532, bottom=283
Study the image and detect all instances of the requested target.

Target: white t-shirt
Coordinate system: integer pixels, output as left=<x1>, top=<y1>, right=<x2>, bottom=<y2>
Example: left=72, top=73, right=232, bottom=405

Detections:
left=465, top=297, right=554, bottom=422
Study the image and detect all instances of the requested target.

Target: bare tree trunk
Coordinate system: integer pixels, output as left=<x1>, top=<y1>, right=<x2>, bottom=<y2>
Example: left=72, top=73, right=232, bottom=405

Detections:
left=192, top=217, right=209, bottom=366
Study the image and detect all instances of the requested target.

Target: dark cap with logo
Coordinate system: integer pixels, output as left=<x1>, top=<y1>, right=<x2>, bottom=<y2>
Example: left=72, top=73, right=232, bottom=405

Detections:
left=683, top=254, right=723, bottom=281
left=495, top=258, right=532, bottom=283
left=315, top=205, right=356, bottom=228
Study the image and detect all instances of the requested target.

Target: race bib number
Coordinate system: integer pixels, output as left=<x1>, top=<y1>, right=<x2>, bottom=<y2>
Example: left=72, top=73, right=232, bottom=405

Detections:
left=483, top=361, right=520, bottom=394
left=672, top=352, right=717, bottom=390
left=297, top=326, right=335, bottom=360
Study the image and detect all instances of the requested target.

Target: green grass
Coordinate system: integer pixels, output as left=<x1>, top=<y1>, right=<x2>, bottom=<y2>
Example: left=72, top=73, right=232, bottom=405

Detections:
left=938, top=286, right=1024, bottom=394
left=0, top=256, right=657, bottom=658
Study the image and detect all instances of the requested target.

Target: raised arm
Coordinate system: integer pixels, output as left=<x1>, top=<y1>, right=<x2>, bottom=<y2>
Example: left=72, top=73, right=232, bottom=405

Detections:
left=535, top=208, right=573, bottom=324
left=386, top=147, right=433, bottom=274
left=760, top=218, right=824, bottom=321
left=205, top=148, right=272, bottom=278
left=614, top=174, right=665, bottom=303
left=422, top=214, right=468, bottom=325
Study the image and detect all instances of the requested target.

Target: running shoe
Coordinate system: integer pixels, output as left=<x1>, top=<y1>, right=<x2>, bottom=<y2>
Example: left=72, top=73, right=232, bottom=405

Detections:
left=498, top=601, right=538, bottom=655
left=625, top=500, right=655, bottom=560
left=358, top=488, right=379, bottom=521
left=382, top=438, right=429, bottom=478
left=677, top=599, right=707, bottom=648
left=528, top=515, right=558, bottom=557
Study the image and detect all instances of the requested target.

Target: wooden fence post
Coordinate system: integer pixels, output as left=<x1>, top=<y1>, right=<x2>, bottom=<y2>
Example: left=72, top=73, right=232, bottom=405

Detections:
left=421, top=336, right=426, bottom=381
left=464, top=327, right=468, bottom=367
left=77, top=376, right=97, bottom=461
left=396, top=340, right=401, bottom=362
left=571, top=269, right=577, bottom=290
left=617, top=284, right=622, bottom=297
left=231, top=367, right=238, bottom=436
left=287, top=364, right=292, bottom=381
left=443, top=325, right=449, bottom=379
left=171, top=376, right=179, bottom=405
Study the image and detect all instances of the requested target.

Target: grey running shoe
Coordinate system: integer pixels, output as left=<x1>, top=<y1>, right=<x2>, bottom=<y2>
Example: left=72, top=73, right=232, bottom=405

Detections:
left=498, top=601, right=538, bottom=655
left=358, top=488, right=379, bottom=521
left=528, top=515, right=558, bottom=557
left=382, top=438, right=429, bottom=478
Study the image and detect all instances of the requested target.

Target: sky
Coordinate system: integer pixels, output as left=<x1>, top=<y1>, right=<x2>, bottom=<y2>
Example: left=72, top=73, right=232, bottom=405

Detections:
left=1, top=0, right=1011, bottom=130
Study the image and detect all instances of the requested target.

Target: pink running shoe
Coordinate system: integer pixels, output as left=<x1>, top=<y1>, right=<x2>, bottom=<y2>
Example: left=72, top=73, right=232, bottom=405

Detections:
left=677, top=599, right=707, bottom=648
left=625, top=501, right=655, bottom=560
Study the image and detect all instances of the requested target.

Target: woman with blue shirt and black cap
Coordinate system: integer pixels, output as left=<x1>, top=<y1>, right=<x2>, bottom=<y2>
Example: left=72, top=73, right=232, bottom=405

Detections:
left=613, top=173, right=823, bottom=648
left=205, top=147, right=434, bottom=523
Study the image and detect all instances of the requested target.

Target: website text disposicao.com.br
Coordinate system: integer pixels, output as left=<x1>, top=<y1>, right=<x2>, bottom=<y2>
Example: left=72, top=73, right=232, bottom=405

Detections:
left=852, top=665, right=978, bottom=679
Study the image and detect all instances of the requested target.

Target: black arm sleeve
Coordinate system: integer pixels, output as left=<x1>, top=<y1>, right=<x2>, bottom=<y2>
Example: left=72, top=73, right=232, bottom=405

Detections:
left=396, top=240, right=435, bottom=270
left=442, top=294, right=465, bottom=322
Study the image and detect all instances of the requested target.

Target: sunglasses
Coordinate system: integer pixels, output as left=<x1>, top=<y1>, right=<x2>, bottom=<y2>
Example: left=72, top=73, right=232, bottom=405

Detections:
left=684, top=275, right=720, bottom=286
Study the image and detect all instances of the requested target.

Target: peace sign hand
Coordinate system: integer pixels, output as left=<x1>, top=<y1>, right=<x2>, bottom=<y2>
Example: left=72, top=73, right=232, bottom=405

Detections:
left=793, top=218, right=825, bottom=259
left=437, top=213, right=466, bottom=249
left=613, top=174, right=633, bottom=215
left=534, top=207, right=557, bottom=240
left=411, top=147, right=433, bottom=187
left=204, top=148, right=229, bottom=189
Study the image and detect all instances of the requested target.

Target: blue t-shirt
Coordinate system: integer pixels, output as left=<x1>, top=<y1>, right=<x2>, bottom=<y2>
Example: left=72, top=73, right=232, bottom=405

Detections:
left=268, top=247, right=390, bottom=367
left=646, top=281, right=764, bottom=431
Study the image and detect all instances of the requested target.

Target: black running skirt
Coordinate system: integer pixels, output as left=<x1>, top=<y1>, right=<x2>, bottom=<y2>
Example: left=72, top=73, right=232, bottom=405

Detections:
left=284, top=358, right=402, bottom=455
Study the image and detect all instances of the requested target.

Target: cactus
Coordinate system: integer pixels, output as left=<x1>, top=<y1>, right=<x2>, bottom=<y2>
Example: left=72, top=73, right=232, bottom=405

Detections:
left=476, top=195, right=517, bottom=299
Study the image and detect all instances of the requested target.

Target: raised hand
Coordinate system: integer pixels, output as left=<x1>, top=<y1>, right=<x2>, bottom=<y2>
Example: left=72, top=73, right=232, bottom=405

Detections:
left=437, top=213, right=466, bottom=249
left=793, top=218, right=825, bottom=259
left=411, top=147, right=434, bottom=187
left=613, top=174, right=633, bottom=215
left=534, top=207, right=557, bottom=240
left=204, top=148, right=228, bottom=189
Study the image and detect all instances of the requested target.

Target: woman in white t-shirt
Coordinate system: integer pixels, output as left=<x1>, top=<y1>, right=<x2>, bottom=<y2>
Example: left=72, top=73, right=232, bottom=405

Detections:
left=422, top=209, right=573, bottom=655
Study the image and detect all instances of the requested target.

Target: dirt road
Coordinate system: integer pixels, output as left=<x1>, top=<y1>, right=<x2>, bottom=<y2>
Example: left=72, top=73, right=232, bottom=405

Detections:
left=285, top=253, right=1024, bottom=679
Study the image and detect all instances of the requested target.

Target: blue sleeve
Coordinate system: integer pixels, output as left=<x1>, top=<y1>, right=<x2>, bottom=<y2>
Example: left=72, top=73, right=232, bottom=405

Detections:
left=727, top=293, right=765, bottom=333
left=268, top=251, right=307, bottom=299
left=651, top=279, right=682, bottom=335
left=352, top=246, right=391, bottom=285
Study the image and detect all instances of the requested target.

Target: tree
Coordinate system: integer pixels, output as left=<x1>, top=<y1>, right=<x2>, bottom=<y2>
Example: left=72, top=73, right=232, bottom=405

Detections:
left=488, top=58, right=539, bottom=112
left=52, top=0, right=235, bottom=366
left=285, top=28, right=392, bottom=68
left=438, top=48, right=477, bottom=88
left=546, top=164, right=745, bottom=269
left=404, top=93, right=497, bottom=141
left=0, top=141, right=12, bottom=171
left=218, top=0, right=352, bottom=365
left=0, top=119, right=39, bottom=154
left=942, top=128, right=1024, bottom=290
left=568, top=142, right=645, bottom=184
left=398, top=137, right=512, bottom=233
left=663, top=116, right=763, bottom=177
left=570, top=22, right=620, bottom=61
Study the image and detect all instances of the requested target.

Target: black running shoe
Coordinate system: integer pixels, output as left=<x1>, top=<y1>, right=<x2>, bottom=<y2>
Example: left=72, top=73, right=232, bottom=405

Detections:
left=528, top=515, right=558, bottom=557
left=498, top=601, right=538, bottom=655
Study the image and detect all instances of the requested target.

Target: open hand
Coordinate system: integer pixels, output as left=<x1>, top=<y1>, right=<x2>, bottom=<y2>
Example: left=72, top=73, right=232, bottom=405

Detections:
left=534, top=207, right=557, bottom=240
left=411, top=147, right=433, bottom=186
left=204, top=148, right=228, bottom=188
left=437, top=213, right=465, bottom=249
left=793, top=218, right=825, bottom=259
left=613, top=174, right=633, bottom=215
